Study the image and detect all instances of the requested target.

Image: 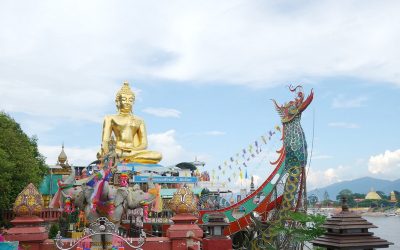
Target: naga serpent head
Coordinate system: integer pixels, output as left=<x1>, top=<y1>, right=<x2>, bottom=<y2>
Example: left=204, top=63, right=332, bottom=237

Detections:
left=272, top=85, right=313, bottom=123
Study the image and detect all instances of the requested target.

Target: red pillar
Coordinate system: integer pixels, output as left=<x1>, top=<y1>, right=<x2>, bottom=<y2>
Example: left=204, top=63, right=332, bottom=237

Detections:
left=4, top=216, right=48, bottom=250
left=166, top=214, right=203, bottom=250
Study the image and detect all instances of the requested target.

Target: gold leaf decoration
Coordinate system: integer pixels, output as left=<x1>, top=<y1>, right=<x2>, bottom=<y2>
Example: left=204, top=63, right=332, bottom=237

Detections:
left=169, top=186, right=197, bottom=214
left=13, top=183, right=44, bottom=216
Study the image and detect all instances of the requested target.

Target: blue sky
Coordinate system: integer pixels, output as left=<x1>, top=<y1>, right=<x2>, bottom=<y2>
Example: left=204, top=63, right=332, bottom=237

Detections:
left=1, top=1, right=400, bottom=192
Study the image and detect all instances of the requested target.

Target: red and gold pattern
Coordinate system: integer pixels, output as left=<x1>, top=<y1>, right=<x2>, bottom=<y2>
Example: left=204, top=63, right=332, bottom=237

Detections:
left=169, top=186, right=197, bottom=214
left=13, top=183, right=44, bottom=216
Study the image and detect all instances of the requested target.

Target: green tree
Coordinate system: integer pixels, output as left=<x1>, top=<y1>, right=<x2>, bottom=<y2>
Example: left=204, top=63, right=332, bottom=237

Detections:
left=352, top=193, right=366, bottom=199
left=0, top=112, right=47, bottom=212
left=336, top=189, right=357, bottom=207
left=270, top=211, right=327, bottom=249
left=48, top=223, right=60, bottom=239
left=322, top=191, right=330, bottom=206
left=336, top=189, right=353, bottom=200
left=376, top=191, right=388, bottom=200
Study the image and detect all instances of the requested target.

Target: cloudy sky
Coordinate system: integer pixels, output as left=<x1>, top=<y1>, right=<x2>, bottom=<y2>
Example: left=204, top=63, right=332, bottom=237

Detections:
left=1, top=0, right=400, bottom=192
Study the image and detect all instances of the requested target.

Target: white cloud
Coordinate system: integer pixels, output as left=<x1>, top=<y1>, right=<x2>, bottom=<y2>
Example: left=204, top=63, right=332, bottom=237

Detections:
left=148, top=130, right=196, bottom=166
left=332, top=95, right=368, bottom=109
left=311, top=151, right=333, bottom=160
left=204, top=130, right=226, bottom=136
left=152, top=1, right=400, bottom=86
left=142, top=107, right=181, bottom=118
left=328, top=122, right=360, bottom=129
left=368, top=149, right=400, bottom=178
left=0, top=1, right=399, bottom=125
left=307, top=165, right=352, bottom=190
left=0, top=3, right=399, bottom=93
left=39, top=145, right=98, bottom=166
left=19, top=118, right=58, bottom=136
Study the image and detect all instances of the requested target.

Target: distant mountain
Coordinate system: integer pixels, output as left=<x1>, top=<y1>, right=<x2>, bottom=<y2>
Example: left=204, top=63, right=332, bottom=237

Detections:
left=308, top=177, right=400, bottom=201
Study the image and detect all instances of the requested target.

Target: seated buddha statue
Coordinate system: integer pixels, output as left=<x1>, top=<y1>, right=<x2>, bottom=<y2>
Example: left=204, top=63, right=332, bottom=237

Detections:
left=99, top=81, right=162, bottom=164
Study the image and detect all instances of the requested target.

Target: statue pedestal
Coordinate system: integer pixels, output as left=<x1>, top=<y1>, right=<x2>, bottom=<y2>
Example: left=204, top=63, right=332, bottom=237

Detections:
left=167, top=214, right=203, bottom=250
left=4, top=216, right=48, bottom=250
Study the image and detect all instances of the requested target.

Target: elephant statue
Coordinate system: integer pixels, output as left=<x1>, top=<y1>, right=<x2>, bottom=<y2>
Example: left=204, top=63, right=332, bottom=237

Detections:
left=87, top=180, right=155, bottom=225
left=85, top=181, right=156, bottom=250
left=50, top=168, right=156, bottom=250
left=49, top=170, right=94, bottom=212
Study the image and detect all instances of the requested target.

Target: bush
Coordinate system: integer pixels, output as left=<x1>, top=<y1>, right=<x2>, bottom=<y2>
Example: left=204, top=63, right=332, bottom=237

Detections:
left=48, top=223, right=59, bottom=239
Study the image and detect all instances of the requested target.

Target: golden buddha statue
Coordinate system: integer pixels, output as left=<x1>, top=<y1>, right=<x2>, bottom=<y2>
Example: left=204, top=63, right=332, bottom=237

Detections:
left=99, top=81, right=162, bottom=164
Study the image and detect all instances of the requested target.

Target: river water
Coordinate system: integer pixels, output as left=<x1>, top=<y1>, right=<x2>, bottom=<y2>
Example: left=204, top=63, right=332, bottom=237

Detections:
left=364, top=215, right=400, bottom=250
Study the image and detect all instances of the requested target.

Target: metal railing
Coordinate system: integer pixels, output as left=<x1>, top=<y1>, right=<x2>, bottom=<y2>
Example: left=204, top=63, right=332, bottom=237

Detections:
left=54, top=217, right=146, bottom=250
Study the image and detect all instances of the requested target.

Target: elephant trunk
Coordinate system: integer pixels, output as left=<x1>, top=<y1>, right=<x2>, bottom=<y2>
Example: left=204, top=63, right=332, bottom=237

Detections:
left=127, top=189, right=134, bottom=209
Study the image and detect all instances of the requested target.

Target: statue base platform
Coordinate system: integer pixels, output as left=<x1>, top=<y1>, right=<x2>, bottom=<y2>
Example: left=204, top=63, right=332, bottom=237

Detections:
left=4, top=216, right=48, bottom=250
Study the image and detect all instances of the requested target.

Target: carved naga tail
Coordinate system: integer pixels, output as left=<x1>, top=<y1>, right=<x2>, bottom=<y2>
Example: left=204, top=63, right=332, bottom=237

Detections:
left=272, top=85, right=313, bottom=218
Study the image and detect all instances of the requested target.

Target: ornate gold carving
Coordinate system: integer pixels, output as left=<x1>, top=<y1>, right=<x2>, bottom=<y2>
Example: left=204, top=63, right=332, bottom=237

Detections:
left=13, top=183, right=44, bottom=216
left=169, top=186, right=197, bottom=214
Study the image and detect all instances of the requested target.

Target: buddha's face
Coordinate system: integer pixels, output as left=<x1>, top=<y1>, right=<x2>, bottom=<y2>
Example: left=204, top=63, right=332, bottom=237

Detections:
left=118, top=93, right=134, bottom=113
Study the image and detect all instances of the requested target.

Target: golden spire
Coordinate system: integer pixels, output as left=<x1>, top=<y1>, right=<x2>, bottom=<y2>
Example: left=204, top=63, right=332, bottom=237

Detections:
left=57, top=143, right=68, bottom=165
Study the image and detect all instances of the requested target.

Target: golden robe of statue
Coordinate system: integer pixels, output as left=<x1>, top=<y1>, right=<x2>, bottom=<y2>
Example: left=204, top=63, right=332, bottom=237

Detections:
left=99, top=81, right=162, bottom=164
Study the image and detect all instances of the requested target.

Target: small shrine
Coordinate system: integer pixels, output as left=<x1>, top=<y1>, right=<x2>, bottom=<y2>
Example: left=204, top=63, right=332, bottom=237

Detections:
left=167, top=186, right=203, bottom=250
left=311, top=196, right=393, bottom=249
left=4, top=183, right=48, bottom=250
left=202, top=212, right=232, bottom=249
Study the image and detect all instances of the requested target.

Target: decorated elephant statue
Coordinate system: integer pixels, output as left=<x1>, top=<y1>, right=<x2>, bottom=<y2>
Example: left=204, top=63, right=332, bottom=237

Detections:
left=49, top=170, right=93, bottom=212
left=87, top=181, right=155, bottom=250
left=87, top=180, right=155, bottom=226
left=50, top=168, right=156, bottom=250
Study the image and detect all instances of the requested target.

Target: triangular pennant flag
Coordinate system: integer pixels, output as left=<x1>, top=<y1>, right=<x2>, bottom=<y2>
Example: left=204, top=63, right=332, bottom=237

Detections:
left=261, top=136, right=267, bottom=144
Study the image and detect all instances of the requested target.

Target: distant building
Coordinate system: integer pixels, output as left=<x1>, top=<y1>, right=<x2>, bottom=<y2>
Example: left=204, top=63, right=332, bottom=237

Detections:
left=249, top=176, right=255, bottom=193
left=390, top=190, right=398, bottom=202
left=39, top=144, right=86, bottom=207
left=365, top=188, right=381, bottom=200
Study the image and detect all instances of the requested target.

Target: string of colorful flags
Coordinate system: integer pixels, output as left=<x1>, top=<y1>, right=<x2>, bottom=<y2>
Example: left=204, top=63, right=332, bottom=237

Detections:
left=210, top=125, right=282, bottom=184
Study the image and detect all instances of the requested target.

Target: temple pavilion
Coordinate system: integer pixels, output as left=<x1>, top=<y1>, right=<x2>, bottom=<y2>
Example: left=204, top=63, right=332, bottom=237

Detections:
left=311, top=197, right=393, bottom=249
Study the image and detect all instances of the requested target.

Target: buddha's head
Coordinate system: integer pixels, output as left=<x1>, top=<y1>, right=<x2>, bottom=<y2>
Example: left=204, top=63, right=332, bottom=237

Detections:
left=116, top=81, right=135, bottom=114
